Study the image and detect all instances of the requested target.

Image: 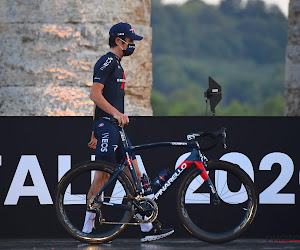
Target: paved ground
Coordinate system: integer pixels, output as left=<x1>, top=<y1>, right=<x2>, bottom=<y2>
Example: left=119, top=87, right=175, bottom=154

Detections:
left=0, top=238, right=300, bottom=250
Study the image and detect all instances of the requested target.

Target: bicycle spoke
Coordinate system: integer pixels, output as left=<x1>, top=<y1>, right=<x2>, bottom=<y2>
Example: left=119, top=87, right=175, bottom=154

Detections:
left=222, top=190, right=247, bottom=201
left=187, top=188, right=210, bottom=199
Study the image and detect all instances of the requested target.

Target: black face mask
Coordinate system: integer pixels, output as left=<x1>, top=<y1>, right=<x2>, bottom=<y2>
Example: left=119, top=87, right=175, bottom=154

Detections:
left=119, top=38, right=136, bottom=57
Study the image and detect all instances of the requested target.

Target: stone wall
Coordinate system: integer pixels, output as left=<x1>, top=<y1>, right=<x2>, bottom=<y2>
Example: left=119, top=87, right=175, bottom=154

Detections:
left=0, top=0, right=153, bottom=116
left=285, top=0, right=300, bottom=115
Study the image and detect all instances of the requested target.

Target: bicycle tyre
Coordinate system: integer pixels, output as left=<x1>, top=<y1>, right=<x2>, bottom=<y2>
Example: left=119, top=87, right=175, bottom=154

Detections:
left=177, top=160, right=257, bottom=243
left=55, top=161, right=135, bottom=244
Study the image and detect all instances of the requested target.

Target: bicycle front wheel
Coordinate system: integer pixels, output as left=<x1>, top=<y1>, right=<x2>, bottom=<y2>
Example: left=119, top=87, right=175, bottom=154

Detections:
left=55, top=161, right=134, bottom=244
left=177, top=160, right=257, bottom=243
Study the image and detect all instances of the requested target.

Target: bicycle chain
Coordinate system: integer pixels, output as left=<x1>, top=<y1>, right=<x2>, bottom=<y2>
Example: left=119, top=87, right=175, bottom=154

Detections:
left=94, top=196, right=158, bottom=225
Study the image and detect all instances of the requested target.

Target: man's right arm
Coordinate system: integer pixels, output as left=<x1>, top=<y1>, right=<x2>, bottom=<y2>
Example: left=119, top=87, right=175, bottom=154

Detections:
left=89, top=82, right=129, bottom=126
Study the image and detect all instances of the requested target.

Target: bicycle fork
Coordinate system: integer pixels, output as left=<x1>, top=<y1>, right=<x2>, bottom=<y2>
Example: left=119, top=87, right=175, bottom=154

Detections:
left=194, top=161, right=220, bottom=205
left=185, top=147, right=220, bottom=205
left=205, top=177, right=220, bottom=205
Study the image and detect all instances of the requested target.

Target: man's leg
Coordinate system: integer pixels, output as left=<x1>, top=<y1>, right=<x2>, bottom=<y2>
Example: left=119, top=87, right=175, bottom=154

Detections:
left=83, top=119, right=118, bottom=233
left=87, top=171, right=110, bottom=201
left=82, top=171, right=110, bottom=233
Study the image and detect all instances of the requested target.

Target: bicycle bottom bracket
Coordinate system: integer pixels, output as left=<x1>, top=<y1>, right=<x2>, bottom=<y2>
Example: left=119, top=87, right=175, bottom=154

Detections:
left=131, top=197, right=158, bottom=223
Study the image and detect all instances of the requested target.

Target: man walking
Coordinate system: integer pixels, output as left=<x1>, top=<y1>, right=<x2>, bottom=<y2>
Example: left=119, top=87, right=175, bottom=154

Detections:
left=83, top=22, right=174, bottom=242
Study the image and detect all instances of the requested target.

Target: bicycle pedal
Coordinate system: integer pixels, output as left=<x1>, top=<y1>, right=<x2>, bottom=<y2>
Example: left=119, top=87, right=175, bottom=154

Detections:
left=87, top=207, right=100, bottom=213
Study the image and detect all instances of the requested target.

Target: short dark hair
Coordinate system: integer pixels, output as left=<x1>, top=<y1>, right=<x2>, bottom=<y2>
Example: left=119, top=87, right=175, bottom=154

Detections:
left=109, top=35, right=126, bottom=48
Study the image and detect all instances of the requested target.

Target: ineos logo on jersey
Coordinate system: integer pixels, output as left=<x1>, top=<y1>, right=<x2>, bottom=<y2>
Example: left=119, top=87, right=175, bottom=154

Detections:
left=101, top=133, right=109, bottom=152
left=100, top=57, right=113, bottom=70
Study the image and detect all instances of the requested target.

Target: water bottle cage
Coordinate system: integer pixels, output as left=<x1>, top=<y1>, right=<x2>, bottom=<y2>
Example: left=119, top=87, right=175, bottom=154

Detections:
left=141, top=174, right=153, bottom=195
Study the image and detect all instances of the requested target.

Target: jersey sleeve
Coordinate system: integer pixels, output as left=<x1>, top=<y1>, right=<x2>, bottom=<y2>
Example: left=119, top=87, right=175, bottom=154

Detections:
left=93, top=56, right=115, bottom=85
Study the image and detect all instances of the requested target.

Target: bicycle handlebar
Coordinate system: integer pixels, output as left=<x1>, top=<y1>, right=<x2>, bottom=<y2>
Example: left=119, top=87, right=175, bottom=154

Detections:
left=102, top=117, right=120, bottom=126
left=102, top=117, right=137, bottom=126
left=187, top=127, right=227, bottom=150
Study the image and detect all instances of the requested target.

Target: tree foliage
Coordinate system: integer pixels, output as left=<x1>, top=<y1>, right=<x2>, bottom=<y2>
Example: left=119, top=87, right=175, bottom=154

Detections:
left=151, top=0, right=287, bottom=116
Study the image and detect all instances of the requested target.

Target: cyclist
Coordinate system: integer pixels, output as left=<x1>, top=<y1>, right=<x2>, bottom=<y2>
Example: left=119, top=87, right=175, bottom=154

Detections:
left=83, top=22, right=174, bottom=242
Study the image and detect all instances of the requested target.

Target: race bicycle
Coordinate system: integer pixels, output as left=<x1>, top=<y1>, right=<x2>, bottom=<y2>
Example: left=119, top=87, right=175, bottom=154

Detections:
left=55, top=117, right=257, bottom=244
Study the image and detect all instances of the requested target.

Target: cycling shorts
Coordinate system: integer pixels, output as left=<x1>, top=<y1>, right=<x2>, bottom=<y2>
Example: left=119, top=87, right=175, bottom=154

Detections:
left=93, top=118, right=135, bottom=164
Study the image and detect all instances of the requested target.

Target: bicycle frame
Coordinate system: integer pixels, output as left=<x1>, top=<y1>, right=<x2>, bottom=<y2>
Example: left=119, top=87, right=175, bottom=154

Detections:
left=56, top=119, right=256, bottom=244
left=94, top=126, right=220, bottom=210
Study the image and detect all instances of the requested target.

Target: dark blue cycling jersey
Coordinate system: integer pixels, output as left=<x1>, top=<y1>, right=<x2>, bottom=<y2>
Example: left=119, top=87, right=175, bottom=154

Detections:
left=92, top=52, right=131, bottom=163
left=93, top=52, right=125, bottom=120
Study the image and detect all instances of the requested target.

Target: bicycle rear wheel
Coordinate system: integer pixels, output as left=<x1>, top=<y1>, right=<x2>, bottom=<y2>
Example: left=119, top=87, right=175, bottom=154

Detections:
left=55, top=161, right=134, bottom=244
left=177, top=160, right=257, bottom=243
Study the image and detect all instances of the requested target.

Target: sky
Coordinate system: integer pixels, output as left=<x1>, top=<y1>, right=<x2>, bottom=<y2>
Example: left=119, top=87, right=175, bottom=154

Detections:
left=161, top=0, right=289, bottom=17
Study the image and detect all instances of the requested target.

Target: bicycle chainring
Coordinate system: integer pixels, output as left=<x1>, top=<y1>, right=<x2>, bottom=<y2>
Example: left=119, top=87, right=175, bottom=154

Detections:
left=131, top=197, right=158, bottom=223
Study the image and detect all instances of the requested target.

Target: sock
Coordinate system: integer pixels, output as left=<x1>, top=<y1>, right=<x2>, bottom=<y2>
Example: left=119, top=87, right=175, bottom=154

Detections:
left=139, top=194, right=154, bottom=232
left=140, top=220, right=153, bottom=232
left=82, top=211, right=96, bottom=233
